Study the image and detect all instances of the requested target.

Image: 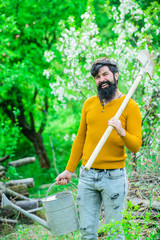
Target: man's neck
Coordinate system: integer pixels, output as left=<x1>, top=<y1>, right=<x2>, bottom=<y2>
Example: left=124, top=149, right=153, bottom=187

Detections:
left=103, top=90, right=123, bottom=105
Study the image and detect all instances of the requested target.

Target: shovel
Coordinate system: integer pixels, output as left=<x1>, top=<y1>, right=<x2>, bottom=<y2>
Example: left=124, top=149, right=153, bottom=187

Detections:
left=84, top=50, right=154, bottom=171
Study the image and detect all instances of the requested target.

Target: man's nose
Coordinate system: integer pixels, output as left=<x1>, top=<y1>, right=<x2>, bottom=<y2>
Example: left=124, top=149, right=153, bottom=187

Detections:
left=99, top=75, right=106, bottom=82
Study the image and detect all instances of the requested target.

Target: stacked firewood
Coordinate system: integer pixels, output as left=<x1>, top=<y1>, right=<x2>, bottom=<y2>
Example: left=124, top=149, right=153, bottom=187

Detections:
left=0, top=155, right=42, bottom=224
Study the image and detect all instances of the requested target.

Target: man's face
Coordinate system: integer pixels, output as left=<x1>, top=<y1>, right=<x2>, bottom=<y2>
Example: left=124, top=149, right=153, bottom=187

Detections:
left=94, top=66, right=119, bottom=102
left=94, top=66, right=118, bottom=87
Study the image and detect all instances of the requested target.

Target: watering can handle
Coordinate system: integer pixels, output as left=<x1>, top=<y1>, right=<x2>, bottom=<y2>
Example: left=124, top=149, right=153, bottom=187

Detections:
left=46, top=182, right=77, bottom=198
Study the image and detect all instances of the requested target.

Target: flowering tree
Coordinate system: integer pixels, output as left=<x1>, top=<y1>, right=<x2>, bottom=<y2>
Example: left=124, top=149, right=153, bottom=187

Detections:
left=103, top=0, right=160, bottom=168
left=44, top=8, right=105, bottom=107
left=45, top=0, right=160, bottom=169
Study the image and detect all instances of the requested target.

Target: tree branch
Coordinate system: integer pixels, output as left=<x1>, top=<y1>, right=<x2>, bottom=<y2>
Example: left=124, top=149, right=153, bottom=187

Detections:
left=38, top=95, right=48, bottom=134
left=33, top=87, right=38, bottom=102
left=29, top=111, right=35, bottom=132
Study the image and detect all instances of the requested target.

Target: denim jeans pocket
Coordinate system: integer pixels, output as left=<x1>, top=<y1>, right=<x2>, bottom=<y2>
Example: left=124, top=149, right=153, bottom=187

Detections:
left=80, top=165, right=88, bottom=178
left=108, top=168, right=125, bottom=179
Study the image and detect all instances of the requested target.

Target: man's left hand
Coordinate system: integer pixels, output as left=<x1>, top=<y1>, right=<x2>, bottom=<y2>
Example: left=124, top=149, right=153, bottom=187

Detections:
left=108, top=118, right=125, bottom=137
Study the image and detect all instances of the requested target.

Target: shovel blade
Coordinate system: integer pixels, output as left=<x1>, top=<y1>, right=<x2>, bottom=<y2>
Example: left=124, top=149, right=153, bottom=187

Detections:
left=137, top=50, right=154, bottom=79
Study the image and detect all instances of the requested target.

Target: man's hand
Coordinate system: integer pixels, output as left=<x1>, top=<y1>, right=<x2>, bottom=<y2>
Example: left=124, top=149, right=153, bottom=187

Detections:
left=56, top=170, right=73, bottom=185
left=108, top=117, right=125, bottom=137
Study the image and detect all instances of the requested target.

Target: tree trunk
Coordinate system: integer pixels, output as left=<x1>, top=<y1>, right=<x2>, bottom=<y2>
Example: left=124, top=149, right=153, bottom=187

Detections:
left=32, top=132, right=50, bottom=168
left=20, top=129, right=50, bottom=169
left=0, top=90, right=50, bottom=169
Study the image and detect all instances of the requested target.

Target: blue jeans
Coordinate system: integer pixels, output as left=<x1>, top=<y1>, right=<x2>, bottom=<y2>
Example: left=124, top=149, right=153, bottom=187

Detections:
left=77, top=166, right=128, bottom=240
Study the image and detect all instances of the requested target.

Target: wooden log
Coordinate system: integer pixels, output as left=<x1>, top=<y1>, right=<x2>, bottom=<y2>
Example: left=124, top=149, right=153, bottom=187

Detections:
left=0, top=166, right=5, bottom=172
left=14, top=199, right=42, bottom=211
left=143, top=200, right=160, bottom=211
left=6, top=178, right=35, bottom=188
left=0, top=218, right=18, bottom=223
left=129, top=197, right=160, bottom=212
left=0, top=155, right=10, bottom=163
left=0, top=171, right=5, bottom=177
left=129, top=197, right=143, bottom=206
left=8, top=157, right=35, bottom=167
left=4, top=188, right=31, bottom=201
left=8, top=184, right=29, bottom=197
left=0, top=207, right=16, bottom=218
left=27, top=206, right=43, bottom=213
left=0, top=181, right=5, bottom=192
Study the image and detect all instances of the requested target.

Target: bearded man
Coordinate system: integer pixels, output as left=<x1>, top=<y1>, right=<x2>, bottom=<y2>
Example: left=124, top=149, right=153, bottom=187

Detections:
left=56, top=57, right=142, bottom=240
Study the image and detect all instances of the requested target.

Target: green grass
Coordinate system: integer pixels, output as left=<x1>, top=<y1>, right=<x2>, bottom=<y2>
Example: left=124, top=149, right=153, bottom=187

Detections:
left=0, top=224, right=81, bottom=240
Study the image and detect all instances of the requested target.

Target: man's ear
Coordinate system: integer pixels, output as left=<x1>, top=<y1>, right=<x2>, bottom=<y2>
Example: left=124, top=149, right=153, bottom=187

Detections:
left=115, top=72, right=119, bottom=81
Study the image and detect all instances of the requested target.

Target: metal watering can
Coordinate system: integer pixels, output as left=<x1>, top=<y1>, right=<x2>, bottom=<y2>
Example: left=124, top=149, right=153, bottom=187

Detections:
left=1, top=182, right=80, bottom=236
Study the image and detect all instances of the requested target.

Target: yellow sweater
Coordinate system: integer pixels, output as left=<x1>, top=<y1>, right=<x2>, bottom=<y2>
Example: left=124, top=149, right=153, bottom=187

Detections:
left=66, top=95, right=142, bottom=172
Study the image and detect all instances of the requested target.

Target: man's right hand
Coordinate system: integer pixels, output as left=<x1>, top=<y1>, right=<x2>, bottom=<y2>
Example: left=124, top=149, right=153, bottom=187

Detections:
left=56, top=170, right=73, bottom=185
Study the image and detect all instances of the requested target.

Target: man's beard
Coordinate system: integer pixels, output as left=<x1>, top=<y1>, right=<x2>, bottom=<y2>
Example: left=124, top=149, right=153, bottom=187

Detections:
left=97, top=78, right=117, bottom=102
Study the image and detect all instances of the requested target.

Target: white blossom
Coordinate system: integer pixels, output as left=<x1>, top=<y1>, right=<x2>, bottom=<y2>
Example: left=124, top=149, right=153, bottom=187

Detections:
left=71, top=134, right=76, bottom=141
left=43, top=69, right=52, bottom=79
left=44, top=50, right=55, bottom=62
left=156, top=29, right=159, bottom=35
left=64, top=134, right=69, bottom=141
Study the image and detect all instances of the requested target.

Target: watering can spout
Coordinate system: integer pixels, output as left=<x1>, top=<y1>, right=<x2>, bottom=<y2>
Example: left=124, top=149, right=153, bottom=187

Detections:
left=1, top=194, right=50, bottom=230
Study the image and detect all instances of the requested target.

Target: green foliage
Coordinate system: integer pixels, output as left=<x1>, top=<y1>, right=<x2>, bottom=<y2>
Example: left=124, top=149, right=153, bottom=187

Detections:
left=5, top=166, right=21, bottom=180
left=43, top=101, right=82, bottom=173
left=98, top=201, right=160, bottom=239
left=0, top=116, right=21, bottom=159
left=15, top=158, right=54, bottom=187
left=0, top=0, right=88, bottom=132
